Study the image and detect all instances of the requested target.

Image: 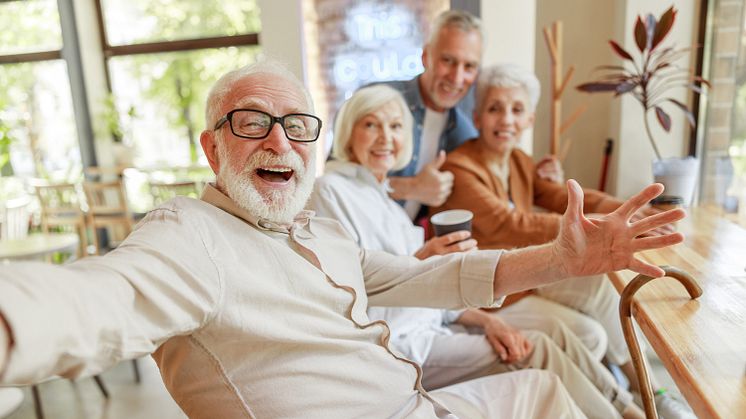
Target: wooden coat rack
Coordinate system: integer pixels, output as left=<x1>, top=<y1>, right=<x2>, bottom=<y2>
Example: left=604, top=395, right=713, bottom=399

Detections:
left=543, top=21, right=587, bottom=161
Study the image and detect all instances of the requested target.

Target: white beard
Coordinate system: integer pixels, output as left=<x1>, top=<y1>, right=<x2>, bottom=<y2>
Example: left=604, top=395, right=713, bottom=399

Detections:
left=218, top=146, right=315, bottom=225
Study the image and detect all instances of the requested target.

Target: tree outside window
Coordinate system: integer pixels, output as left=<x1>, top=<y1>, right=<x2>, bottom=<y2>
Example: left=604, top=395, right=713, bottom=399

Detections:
left=0, top=0, right=80, bottom=183
left=98, top=0, right=261, bottom=168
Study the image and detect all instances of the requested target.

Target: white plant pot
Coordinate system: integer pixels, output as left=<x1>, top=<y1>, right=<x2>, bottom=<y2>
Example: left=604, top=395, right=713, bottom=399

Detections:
left=112, top=143, right=135, bottom=167
left=652, top=157, right=700, bottom=206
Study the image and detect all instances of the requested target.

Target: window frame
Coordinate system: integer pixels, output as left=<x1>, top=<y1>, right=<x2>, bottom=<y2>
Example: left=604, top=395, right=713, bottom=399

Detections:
left=93, top=0, right=260, bottom=89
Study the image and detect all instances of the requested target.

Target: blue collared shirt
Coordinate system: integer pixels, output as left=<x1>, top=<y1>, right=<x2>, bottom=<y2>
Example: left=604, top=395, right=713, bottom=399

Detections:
left=384, top=76, right=478, bottom=178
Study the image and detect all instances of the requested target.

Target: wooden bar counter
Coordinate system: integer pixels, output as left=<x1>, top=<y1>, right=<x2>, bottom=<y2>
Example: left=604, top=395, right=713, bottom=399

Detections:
left=607, top=206, right=746, bottom=419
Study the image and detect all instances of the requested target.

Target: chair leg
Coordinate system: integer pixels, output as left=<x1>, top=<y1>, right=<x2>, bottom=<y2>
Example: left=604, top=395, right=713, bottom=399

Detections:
left=92, top=375, right=109, bottom=399
left=31, top=385, right=44, bottom=419
left=131, top=359, right=141, bottom=383
left=78, top=223, right=89, bottom=258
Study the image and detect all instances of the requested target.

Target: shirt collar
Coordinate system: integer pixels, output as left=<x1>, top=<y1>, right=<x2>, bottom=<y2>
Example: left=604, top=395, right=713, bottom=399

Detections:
left=408, top=76, right=427, bottom=113
left=410, top=76, right=457, bottom=132
left=200, top=183, right=314, bottom=234
left=325, top=161, right=392, bottom=194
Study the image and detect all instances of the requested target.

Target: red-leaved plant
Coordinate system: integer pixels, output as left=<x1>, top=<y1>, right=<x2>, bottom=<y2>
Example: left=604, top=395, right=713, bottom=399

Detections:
left=577, top=6, right=709, bottom=160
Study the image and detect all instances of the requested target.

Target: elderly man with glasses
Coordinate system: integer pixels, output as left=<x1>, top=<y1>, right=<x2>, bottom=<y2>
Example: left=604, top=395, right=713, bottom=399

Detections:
left=0, top=61, right=684, bottom=419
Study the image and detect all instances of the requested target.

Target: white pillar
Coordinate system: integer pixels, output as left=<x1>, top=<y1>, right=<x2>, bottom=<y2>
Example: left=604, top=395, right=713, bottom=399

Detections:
left=257, top=0, right=307, bottom=83
left=480, top=0, right=537, bottom=153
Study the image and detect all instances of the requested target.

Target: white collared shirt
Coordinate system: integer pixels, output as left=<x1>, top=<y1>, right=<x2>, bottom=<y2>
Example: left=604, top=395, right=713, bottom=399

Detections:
left=0, top=183, right=502, bottom=418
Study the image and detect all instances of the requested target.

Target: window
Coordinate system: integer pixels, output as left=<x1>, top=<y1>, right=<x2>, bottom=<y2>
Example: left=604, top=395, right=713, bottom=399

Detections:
left=107, top=47, right=260, bottom=168
left=96, top=0, right=261, bottom=168
left=699, top=0, right=746, bottom=224
left=0, top=0, right=61, bottom=55
left=0, top=0, right=80, bottom=182
left=101, top=0, right=260, bottom=45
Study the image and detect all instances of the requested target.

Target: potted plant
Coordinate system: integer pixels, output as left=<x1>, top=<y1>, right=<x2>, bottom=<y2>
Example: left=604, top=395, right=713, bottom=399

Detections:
left=101, top=93, right=137, bottom=168
left=577, top=6, right=709, bottom=204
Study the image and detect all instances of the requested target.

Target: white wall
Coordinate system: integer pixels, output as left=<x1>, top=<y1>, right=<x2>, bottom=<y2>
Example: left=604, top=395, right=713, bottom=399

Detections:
left=534, top=0, right=618, bottom=191
left=532, top=0, right=700, bottom=198
left=480, top=1, right=536, bottom=71
left=480, top=0, right=537, bottom=153
left=257, top=0, right=307, bottom=83
left=612, top=0, right=700, bottom=198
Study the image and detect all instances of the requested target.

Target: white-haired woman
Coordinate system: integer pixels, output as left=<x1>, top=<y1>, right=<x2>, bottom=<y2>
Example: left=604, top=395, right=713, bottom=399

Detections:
left=433, top=64, right=692, bottom=419
left=308, top=84, right=644, bottom=419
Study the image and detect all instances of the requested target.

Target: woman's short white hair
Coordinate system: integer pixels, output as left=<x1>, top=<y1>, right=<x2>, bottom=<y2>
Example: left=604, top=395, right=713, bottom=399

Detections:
left=475, top=63, right=541, bottom=113
left=204, top=59, right=314, bottom=130
left=332, top=85, right=413, bottom=171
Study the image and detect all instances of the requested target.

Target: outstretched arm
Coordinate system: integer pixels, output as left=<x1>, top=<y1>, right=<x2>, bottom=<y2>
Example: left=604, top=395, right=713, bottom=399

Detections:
left=0, top=209, right=221, bottom=384
left=493, top=180, right=685, bottom=297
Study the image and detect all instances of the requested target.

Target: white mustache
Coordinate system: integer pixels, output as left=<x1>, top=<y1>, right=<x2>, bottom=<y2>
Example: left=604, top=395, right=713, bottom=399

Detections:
left=242, top=150, right=306, bottom=176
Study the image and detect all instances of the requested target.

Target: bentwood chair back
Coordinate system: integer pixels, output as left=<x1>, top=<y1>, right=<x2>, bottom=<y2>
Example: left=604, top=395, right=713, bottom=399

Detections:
left=32, top=181, right=88, bottom=257
left=82, top=180, right=133, bottom=254
left=148, top=180, right=199, bottom=206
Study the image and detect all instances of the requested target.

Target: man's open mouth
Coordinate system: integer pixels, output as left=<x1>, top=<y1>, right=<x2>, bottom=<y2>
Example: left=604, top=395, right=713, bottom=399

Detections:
left=256, top=167, right=294, bottom=182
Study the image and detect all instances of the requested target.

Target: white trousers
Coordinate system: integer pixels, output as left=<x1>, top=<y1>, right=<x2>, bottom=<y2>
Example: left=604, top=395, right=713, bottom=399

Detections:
left=431, top=370, right=587, bottom=419
left=533, top=274, right=631, bottom=365
left=421, top=315, right=631, bottom=418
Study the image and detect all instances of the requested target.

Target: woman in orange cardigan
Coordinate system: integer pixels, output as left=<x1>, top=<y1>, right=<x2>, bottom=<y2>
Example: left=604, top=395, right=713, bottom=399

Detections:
left=431, top=64, right=693, bottom=419
left=430, top=73, right=627, bottom=249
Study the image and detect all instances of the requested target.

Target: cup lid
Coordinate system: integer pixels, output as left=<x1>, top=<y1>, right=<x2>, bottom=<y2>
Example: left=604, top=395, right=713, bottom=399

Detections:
left=651, top=195, right=684, bottom=205
left=430, top=209, right=473, bottom=225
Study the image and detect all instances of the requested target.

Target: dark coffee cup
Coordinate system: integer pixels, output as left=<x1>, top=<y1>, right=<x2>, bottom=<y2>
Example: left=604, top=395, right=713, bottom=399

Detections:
left=430, top=209, right=473, bottom=237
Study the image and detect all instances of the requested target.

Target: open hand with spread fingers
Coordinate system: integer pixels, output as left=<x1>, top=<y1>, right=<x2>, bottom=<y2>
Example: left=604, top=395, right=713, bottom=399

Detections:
left=552, top=180, right=686, bottom=279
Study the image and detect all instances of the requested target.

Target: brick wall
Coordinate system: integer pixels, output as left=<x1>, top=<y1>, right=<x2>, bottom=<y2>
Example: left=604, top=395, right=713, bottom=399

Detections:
left=303, top=0, right=448, bottom=159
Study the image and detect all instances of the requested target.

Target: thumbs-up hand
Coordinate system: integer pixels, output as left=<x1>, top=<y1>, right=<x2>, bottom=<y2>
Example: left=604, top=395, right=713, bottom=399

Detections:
left=411, top=151, right=454, bottom=207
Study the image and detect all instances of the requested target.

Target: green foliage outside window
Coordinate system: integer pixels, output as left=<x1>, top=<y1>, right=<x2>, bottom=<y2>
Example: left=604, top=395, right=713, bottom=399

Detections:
left=102, top=0, right=260, bottom=45
left=104, top=0, right=261, bottom=166
left=0, top=117, right=13, bottom=177
left=0, top=0, right=61, bottom=55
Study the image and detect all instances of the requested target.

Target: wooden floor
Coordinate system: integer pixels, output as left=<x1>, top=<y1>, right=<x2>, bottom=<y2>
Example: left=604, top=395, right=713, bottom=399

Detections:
left=4, top=357, right=185, bottom=419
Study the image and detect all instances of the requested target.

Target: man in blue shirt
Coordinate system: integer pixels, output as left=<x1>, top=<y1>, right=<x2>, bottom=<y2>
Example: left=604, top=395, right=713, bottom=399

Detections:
left=385, top=10, right=482, bottom=219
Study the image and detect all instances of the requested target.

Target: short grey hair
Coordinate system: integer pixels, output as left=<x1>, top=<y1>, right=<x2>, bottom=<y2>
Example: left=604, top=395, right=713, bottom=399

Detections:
left=427, top=10, right=484, bottom=46
left=475, top=63, right=541, bottom=113
left=204, top=59, right=314, bottom=130
left=332, top=85, right=413, bottom=171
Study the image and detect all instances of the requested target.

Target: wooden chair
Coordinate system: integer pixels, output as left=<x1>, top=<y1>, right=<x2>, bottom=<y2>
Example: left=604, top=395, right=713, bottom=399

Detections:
left=31, top=376, right=109, bottom=419
left=83, top=165, right=127, bottom=180
left=148, top=180, right=199, bottom=206
left=619, top=265, right=702, bottom=419
left=81, top=180, right=142, bottom=382
left=32, top=182, right=88, bottom=258
left=82, top=180, right=133, bottom=255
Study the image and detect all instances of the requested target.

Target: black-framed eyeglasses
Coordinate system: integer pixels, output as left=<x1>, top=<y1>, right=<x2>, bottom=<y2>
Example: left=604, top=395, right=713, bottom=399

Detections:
left=213, top=109, right=322, bottom=143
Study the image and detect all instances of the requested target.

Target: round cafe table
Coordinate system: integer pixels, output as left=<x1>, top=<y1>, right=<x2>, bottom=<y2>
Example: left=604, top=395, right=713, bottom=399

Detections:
left=0, top=233, right=78, bottom=415
left=0, top=388, right=23, bottom=418
left=0, top=233, right=79, bottom=262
